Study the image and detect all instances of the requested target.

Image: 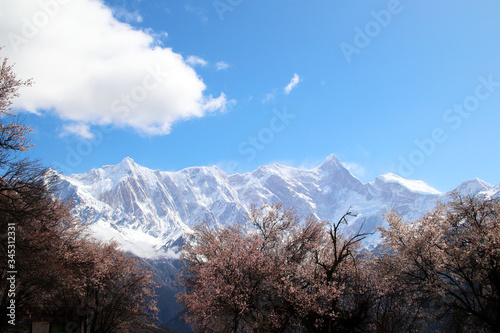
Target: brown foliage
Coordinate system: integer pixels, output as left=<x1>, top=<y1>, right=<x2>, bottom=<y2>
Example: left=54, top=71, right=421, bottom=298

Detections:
left=377, top=193, right=500, bottom=332
left=178, top=204, right=373, bottom=332
left=0, top=52, right=158, bottom=332
left=179, top=195, right=500, bottom=332
left=67, top=241, right=159, bottom=333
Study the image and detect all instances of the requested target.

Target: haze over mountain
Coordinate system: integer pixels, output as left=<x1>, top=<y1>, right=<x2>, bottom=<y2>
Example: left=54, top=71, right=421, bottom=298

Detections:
left=54, top=154, right=500, bottom=258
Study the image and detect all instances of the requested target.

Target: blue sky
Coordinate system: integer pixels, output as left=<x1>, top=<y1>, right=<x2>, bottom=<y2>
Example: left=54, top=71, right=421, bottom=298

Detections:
left=1, top=0, right=499, bottom=192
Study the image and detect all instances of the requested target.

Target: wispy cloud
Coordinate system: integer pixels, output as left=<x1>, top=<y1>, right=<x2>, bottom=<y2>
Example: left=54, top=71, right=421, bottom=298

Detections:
left=186, top=55, right=208, bottom=67
left=60, top=123, right=95, bottom=139
left=203, top=92, right=235, bottom=113
left=215, top=61, right=230, bottom=71
left=147, top=29, right=168, bottom=46
left=343, top=162, right=367, bottom=179
left=262, top=92, right=276, bottom=104
left=284, top=73, right=301, bottom=95
left=112, top=7, right=143, bottom=24
left=185, top=5, right=208, bottom=23
left=0, top=0, right=230, bottom=136
left=89, top=223, right=183, bottom=260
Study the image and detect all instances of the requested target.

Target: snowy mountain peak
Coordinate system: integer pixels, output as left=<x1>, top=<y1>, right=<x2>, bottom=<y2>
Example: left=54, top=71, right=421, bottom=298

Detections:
left=116, top=157, right=140, bottom=171
left=317, top=154, right=346, bottom=172
left=52, top=155, right=499, bottom=258
left=453, top=178, right=493, bottom=196
left=375, top=173, right=442, bottom=195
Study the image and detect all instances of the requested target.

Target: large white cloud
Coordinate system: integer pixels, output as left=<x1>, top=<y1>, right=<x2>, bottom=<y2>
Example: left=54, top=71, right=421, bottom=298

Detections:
left=0, top=0, right=230, bottom=136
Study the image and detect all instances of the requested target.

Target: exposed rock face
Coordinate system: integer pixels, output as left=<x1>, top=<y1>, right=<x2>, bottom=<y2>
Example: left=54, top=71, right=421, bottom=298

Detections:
left=54, top=154, right=500, bottom=256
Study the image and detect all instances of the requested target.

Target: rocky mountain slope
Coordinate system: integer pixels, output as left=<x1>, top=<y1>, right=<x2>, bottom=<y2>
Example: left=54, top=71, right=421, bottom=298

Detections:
left=54, top=154, right=500, bottom=258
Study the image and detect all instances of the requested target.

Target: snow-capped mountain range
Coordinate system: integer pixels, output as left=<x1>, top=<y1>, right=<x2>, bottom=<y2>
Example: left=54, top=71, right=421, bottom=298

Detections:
left=54, top=154, right=500, bottom=258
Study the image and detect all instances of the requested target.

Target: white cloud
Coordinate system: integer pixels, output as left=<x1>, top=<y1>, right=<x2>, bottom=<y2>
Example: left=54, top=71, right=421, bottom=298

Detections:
left=112, top=7, right=143, bottom=23
left=262, top=92, right=276, bottom=104
left=0, top=0, right=230, bottom=136
left=89, top=222, right=183, bottom=259
left=60, top=123, right=95, bottom=139
left=215, top=61, right=230, bottom=71
left=203, top=92, right=234, bottom=113
left=284, top=73, right=301, bottom=95
left=147, top=29, right=168, bottom=46
left=186, top=55, right=208, bottom=67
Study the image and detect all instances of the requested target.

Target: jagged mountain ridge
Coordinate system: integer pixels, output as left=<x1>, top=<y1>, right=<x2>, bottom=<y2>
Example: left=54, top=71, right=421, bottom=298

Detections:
left=54, top=154, right=500, bottom=258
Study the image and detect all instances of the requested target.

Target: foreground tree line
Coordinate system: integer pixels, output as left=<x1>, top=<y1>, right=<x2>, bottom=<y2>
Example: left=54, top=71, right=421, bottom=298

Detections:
left=178, top=196, right=500, bottom=333
left=0, top=53, right=158, bottom=332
